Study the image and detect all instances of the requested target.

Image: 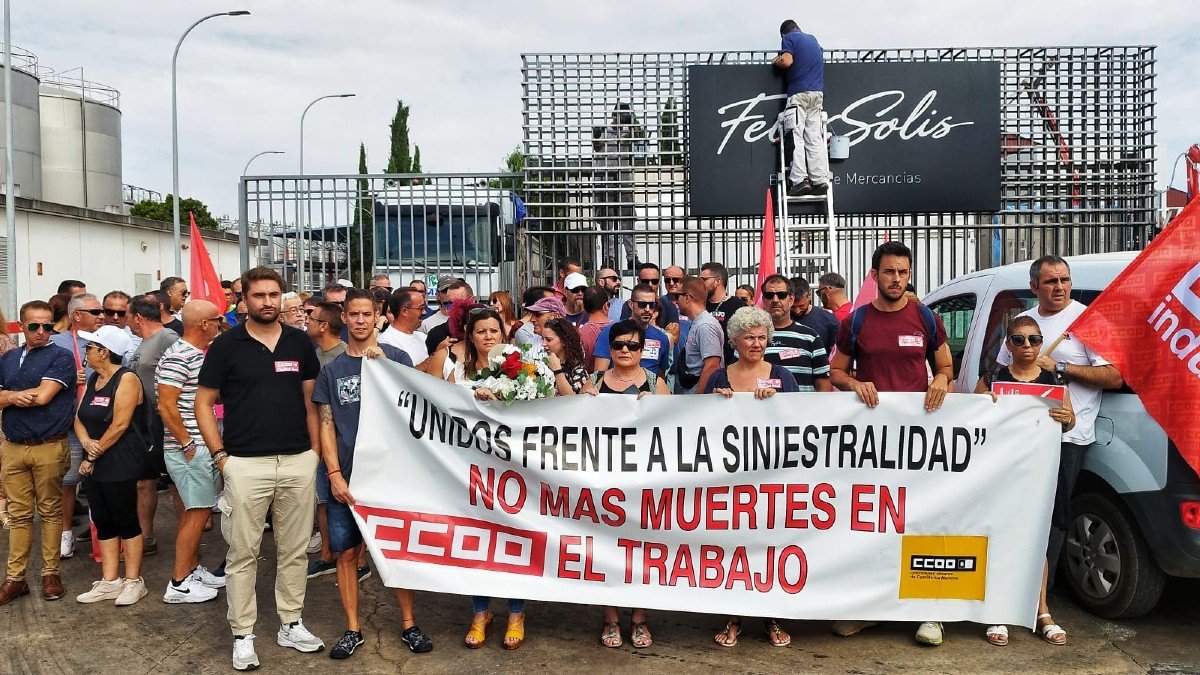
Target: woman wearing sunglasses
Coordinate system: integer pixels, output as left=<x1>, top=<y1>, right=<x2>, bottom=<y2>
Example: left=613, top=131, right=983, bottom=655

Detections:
left=701, top=306, right=798, bottom=648
left=72, top=326, right=151, bottom=606
left=974, top=315, right=1075, bottom=647
left=587, top=319, right=668, bottom=648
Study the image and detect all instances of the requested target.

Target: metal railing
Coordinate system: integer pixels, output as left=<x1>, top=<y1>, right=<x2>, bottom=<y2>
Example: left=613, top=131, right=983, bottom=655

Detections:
left=520, top=46, right=1157, bottom=294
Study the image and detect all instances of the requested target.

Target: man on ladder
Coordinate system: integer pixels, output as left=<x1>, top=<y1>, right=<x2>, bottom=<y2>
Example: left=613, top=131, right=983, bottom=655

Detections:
left=773, top=20, right=830, bottom=198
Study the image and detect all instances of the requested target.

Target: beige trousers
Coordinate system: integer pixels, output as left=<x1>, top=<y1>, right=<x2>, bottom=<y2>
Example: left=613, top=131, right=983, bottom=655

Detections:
left=221, top=451, right=318, bottom=635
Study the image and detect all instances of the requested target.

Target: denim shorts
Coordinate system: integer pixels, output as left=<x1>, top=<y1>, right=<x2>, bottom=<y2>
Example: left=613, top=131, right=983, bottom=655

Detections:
left=164, top=445, right=219, bottom=510
left=315, top=463, right=331, bottom=506
left=62, top=434, right=84, bottom=487
left=325, top=497, right=363, bottom=553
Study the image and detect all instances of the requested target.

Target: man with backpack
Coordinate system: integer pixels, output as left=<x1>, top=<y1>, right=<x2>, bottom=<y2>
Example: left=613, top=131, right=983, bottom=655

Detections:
left=827, top=240, right=954, bottom=646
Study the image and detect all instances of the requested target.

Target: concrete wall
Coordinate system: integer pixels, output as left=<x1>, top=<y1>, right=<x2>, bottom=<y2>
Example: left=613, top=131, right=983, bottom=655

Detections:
left=0, top=196, right=247, bottom=313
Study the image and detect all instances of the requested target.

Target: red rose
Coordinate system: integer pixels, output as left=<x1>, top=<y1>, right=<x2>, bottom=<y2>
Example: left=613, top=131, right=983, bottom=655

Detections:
left=501, top=352, right=523, bottom=379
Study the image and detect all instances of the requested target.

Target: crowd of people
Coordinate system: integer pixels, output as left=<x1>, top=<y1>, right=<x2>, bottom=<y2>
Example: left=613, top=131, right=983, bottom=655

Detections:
left=0, top=241, right=1119, bottom=669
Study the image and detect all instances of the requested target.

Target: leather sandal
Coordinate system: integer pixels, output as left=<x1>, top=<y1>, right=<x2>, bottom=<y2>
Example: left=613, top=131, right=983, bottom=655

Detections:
left=600, top=621, right=622, bottom=648
left=986, top=624, right=1009, bottom=646
left=464, top=610, right=493, bottom=649
left=631, top=621, right=653, bottom=649
left=503, top=612, right=526, bottom=650
left=765, top=618, right=791, bottom=647
left=1037, top=613, right=1066, bottom=645
left=714, top=619, right=741, bottom=647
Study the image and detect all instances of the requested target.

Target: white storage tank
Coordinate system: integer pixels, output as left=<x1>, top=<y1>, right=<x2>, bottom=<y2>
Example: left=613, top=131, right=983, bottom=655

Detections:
left=39, top=72, right=123, bottom=211
left=0, top=45, right=43, bottom=200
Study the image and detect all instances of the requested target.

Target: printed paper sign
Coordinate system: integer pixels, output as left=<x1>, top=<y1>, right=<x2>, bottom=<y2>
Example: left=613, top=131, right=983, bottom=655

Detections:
left=991, top=381, right=1066, bottom=403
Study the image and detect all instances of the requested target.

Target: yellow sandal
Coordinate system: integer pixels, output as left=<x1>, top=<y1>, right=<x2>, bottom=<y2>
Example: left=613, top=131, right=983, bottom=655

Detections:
left=503, top=613, right=526, bottom=650
left=464, top=611, right=493, bottom=649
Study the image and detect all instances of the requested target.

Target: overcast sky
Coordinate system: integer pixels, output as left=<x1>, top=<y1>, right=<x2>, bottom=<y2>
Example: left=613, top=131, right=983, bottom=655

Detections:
left=15, top=0, right=1197, bottom=218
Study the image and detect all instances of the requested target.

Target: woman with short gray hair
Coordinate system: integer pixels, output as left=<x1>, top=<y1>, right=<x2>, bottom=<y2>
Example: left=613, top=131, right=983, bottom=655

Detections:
left=704, top=305, right=799, bottom=646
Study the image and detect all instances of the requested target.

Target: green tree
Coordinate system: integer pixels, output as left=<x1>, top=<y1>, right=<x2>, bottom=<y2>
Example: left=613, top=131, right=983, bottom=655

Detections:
left=488, top=144, right=524, bottom=192
left=130, top=195, right=221, bottom=230
left=348, top=142, right=375, bottom=288
left=411, top=145, right=422, bottom=174
left=385, top=100, right=412, bottom=173
left=659, top=97, right=681, bottom=166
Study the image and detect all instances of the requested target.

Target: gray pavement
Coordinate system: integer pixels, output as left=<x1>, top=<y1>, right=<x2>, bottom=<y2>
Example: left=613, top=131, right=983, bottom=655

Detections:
left=1, top=505, right=1198, bottom=675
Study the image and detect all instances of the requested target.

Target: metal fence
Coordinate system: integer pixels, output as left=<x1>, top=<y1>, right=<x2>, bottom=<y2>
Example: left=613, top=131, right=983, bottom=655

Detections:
left=239, top=172, right=521, bottom=295
left=520, top=46, right=1157, bottom=294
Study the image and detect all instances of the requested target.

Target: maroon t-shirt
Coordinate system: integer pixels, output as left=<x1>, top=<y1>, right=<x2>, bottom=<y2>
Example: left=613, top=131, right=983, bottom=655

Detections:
left=835, top=302, right=947, bottom=393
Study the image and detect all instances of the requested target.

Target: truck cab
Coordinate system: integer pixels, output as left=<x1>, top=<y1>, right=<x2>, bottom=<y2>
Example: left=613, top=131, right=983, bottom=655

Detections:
left=924, top=252, right=1200, bottom=618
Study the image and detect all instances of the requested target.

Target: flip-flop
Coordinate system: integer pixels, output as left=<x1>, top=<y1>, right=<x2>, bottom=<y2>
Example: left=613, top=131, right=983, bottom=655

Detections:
left=986, top=624, right=1009, bottom=646
left=1037, top=614, right=1066, bottom=645
left=600, top=621, right=622, bottom=648
left=714, top=619, right=741, bottom=647
left=765, top=619, right=792, bottom=647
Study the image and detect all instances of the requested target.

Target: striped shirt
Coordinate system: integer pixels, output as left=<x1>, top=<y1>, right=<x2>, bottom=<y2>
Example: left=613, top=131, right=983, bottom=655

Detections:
left=764, top=321, right=830, bottom=392
left=155, top=339, right=205, bottom=451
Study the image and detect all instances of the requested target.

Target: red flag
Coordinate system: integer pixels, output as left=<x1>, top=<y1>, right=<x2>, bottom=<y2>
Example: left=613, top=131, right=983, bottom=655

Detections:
left=1068, top=196, right=1200, bottom=477
left=850, top=271, right=879, bottom=311
left=753, top=189, right=777, bottom=307
left=188, top=212, right=228, bottom=312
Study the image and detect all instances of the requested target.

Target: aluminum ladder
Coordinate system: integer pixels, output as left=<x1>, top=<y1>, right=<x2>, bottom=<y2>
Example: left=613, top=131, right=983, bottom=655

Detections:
left=773, top=111, right=837, bottom=281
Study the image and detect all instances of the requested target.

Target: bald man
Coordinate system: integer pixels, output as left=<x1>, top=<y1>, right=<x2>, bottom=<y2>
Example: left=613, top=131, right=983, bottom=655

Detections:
left=157, top=301, right=229, bottom=602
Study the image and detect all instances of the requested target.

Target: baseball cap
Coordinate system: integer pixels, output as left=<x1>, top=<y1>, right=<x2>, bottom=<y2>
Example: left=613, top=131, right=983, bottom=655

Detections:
left=78, top=325, right=133, bottom=357
left=564, top=272, right=588, bottom=292
left=524, top=297, right=569, bottom=316
left=335, top=278, right=354, bottom=288
left=436, top=274, right=460, bottom=292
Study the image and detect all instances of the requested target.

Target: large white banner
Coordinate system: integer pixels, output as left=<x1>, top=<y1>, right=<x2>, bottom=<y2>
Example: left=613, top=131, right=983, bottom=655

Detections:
left=351, top=360, right=1061, bottom=628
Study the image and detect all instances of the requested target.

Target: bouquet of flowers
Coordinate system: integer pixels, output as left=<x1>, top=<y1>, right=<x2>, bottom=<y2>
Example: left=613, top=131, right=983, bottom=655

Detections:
left=470, top=344, right=557, bottom=405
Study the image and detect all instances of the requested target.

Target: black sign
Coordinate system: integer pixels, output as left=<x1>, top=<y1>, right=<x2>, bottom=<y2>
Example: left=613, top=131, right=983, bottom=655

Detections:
left=687, top=62, right=1001, bottom=216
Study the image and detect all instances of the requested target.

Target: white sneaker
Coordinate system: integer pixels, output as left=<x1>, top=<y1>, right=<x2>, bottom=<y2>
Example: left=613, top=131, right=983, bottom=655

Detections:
left=76, top=578, right=123, bottom=604
left=192, top=564, right=227, bottom=589
left=306, top=531, right=323, bottom=555
left=60, top=531, right=75, bottom=559
left=163, top=575, right=218, bottom=604
left=232, top=634, right=259, bottom=671
left=277, top=619, right=325, bottom=653
left=115, top=577, right=147, bottom=606
left=915, top=621, right=944, bottom=646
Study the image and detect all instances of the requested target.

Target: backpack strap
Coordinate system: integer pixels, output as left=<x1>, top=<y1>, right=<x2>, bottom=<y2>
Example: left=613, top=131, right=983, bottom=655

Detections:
left=915, top=302, right=939, bottom=362
left=848, top=305, right=869, bottom=362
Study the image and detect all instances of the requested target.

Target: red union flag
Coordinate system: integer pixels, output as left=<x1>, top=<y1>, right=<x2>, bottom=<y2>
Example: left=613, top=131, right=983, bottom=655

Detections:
left=1068, top=196, right=1200, bottom=477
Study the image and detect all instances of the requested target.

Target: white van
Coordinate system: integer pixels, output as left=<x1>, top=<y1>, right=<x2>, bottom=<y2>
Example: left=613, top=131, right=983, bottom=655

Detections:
left=924, top=252, right=1200, bottom=618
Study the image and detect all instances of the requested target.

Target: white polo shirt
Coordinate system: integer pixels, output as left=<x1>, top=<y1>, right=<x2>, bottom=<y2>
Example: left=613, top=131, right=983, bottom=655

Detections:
left=378, top=325, right=429, bottom=367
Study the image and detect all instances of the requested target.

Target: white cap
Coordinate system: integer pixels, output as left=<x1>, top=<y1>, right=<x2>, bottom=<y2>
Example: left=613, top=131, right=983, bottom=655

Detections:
left=564, top=272, right=588, bottom=291
left=335, top=278, right=354, bottom=288
left=78, top=325, right=134, bottom=357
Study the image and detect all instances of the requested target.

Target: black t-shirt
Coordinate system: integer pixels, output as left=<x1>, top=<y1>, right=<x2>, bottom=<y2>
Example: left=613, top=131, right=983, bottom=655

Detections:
left=707, top=295, right=747, bottom=364
left=198, top=322, right=321, bottom=456
left=164, top=318, right=185, bottom=336
left=77, top=368, right=148, bottom=482
left=985, top=365, right=1062, bottom=388
left=425, top=321, right=451, bottom=355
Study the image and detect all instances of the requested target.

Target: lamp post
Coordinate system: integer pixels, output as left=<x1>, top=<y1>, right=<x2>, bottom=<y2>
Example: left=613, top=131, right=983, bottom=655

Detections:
left=297, top=93, right=354, bottom=292
left=238, top=150, right=283, bottom=273
left=172, top=9, right=250, bottom=277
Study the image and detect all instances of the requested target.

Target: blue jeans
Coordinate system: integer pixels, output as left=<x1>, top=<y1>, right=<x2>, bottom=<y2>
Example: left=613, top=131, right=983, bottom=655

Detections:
left=472, top=596, right=525, bottom=614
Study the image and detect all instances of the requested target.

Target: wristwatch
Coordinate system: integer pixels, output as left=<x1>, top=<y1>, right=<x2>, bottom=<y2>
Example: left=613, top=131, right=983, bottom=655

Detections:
left=1055, top=361, right=1067, bottom=377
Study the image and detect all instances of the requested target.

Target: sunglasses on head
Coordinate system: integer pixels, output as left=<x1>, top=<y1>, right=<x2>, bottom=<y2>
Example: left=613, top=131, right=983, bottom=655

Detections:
left=762, top=291, right=790, bottom=300
left=631, top=300, right=657, bottom=310
left=1008, top=334, right=1044, bottom=347
left=77, top=308, right=104, bottom=316
left=638, top=277, right=661, bottom=285
left=26, top=322, right=55, bottom=333
left=102, top=308, right=127, bottom=317
left=664, top=276, right=683, bottom=284
left=610, top=339, right=643, bottom=352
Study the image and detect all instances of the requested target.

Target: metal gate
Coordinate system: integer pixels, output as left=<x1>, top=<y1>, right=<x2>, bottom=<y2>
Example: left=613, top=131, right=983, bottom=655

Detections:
left=238, top=172, right=521, bottom=296
left=520, top=46, right=1156, bottom=293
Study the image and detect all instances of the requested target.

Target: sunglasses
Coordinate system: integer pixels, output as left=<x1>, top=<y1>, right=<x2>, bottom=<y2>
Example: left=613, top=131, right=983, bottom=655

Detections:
left=762, top=291, right=791, bottom=300
left=77, top=308, right=104, bottom=316
left=664, top=277, right=683, bottom=284
left=468, top=306, right=495, bottom=316
left=631, top=300, right=658, bottom=310
left=85, top=342, right=105, bottom=352
left=102, top=308, right=127, bottom=318
left=638, top=277, right=661, bottom=285
left=1008, top=334, right=1044, bottom=347
left=26, top=322, right=55, bottom=333
left=610, top=339, right=643, bottom=352
left=599, top=275, right=619, bottom=282
left=568, top=286, right=586, bottom=294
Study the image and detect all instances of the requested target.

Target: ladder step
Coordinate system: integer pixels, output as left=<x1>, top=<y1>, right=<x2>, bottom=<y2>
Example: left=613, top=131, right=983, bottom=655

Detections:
left=787, top=253, right=833, bottom=260
left=785, top=194, right=829, bottom=203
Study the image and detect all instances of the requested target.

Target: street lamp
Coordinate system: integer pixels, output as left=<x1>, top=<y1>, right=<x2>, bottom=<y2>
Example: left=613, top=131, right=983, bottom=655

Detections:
left=238, top=150, right=284, bottom=273
left=242, top=150, right=284, bottom=177
left=171, top=9, right=250, bottom=277
left=297, top=93, right=354, bottom=292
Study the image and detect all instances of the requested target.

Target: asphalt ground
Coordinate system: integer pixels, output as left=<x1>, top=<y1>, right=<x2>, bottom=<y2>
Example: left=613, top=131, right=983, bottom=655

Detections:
left=1, top=504, right=1198, bottom=675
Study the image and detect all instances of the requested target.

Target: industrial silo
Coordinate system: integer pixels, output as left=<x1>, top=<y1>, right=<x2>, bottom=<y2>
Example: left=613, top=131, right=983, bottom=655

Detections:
left=39, top=70, right=123, bottom=211
left=0, top=45, right=44, bottom=200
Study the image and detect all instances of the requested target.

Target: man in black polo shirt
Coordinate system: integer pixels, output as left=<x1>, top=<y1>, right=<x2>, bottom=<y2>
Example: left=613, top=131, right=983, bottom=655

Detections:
left=0, top=301, right=77, bottom=605
left=195, top=267, right=325, bottom=671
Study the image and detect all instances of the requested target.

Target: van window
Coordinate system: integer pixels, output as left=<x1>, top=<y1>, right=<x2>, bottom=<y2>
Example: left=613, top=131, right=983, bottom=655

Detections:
left=374, top=203, right=499, bottom=267
left=927, top=294, right=976, bottom=377
left=979, top=289, right=1101, bottom=376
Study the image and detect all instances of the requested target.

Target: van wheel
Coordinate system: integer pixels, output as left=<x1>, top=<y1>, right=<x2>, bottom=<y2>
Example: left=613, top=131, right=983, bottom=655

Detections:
left=1062, top=492, right=1165, bottom=618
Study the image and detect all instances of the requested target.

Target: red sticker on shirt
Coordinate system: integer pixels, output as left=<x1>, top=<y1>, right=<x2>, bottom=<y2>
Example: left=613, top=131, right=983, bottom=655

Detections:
left=275, top=360, right=300, bottom=373
left=92, top=396, right=111, bottom=407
